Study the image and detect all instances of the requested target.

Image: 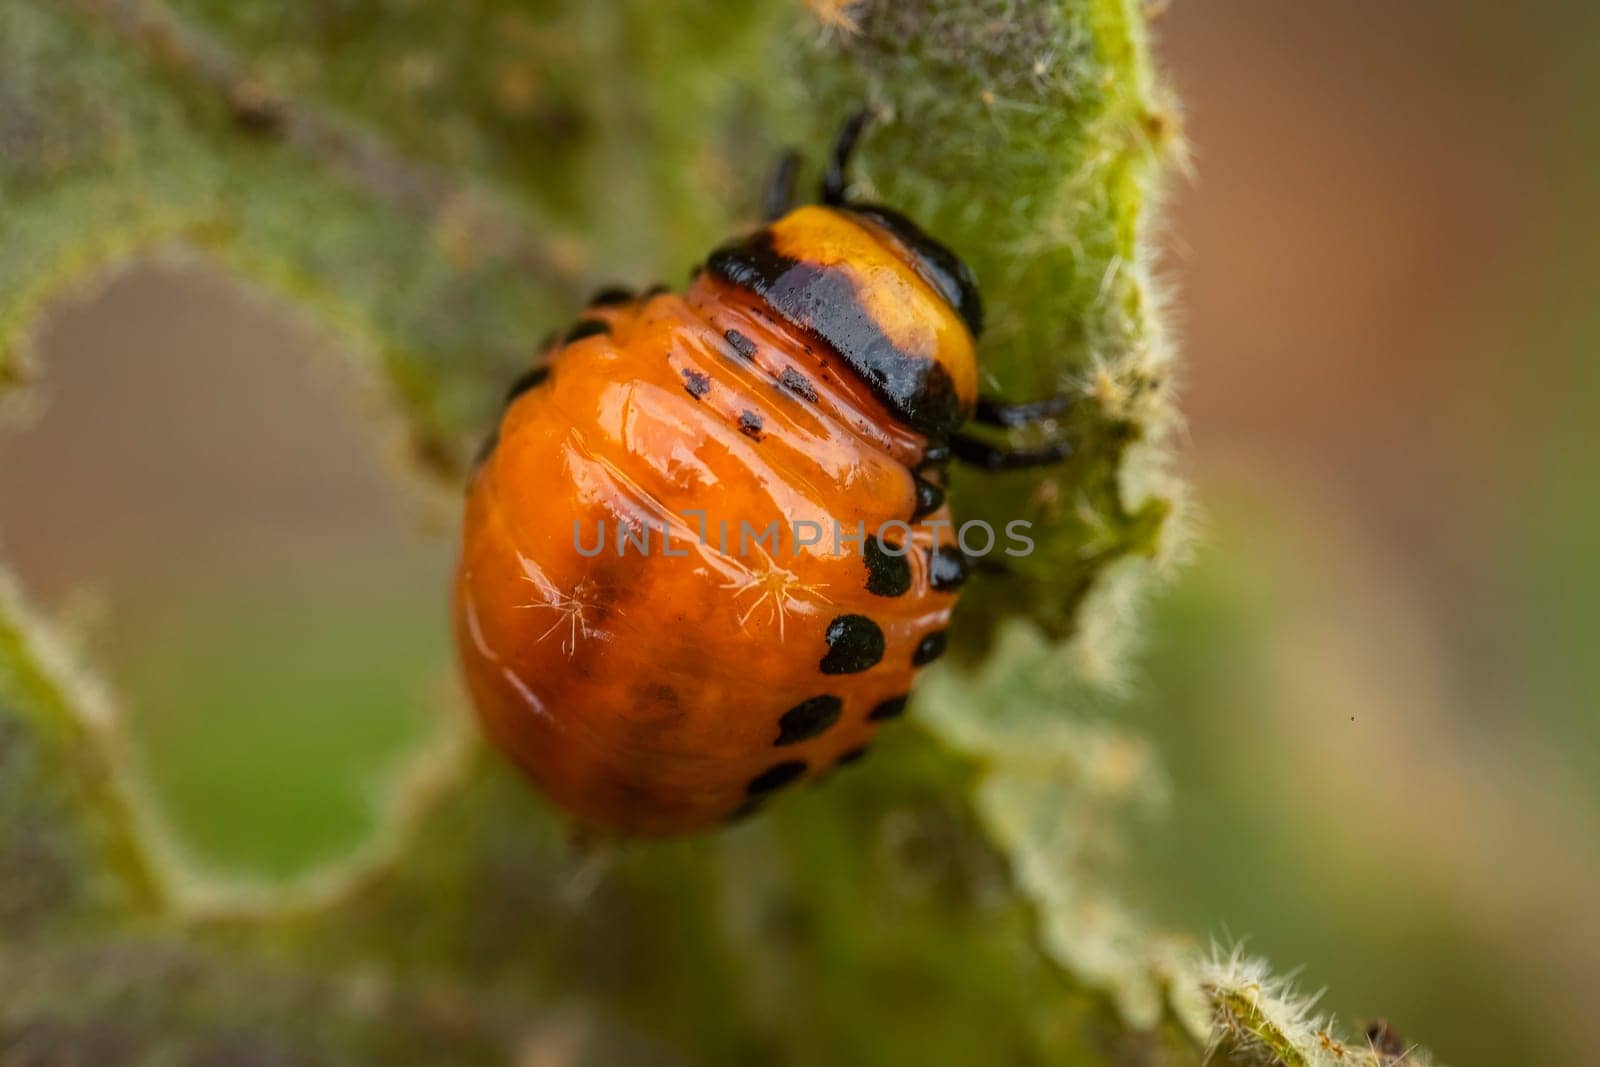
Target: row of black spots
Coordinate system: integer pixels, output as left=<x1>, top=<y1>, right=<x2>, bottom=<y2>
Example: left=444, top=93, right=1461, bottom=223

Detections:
left=740, top=692, right=904, bottom=822
left=775, top=687, right=913, bottom=745
left=678, top=336, right=770, bottom=438
left=861, top=539, right=966, bottom=598
left=818, top=614, right=946, bottom=670
left=739, top=743, right=870, bottom=817
left=717, top=324, right=818, bottom=438
left=912, top=629, right=947, bottom=667
left=776, top=695, right=842, bottom=746
left=681, top=367, right=712, bottom=400
left=818, top=614, right=946, bottom=674
left=565, top=319, right=611, bottom=343
left=863, top=537, right=911, bottom=597
left=820, top=614, right=884, bottom=674
left=679, top=351, right=769, bottom=444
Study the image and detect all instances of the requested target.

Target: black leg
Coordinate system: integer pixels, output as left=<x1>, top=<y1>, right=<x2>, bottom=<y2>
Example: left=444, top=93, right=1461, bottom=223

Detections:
left=764, top=149, right=802, bottom=222
left=950, top=432, right=1072, bottom=471
left=972, top=392, right=1074, bottom=428
left=821, top=109, right=870, bottom=205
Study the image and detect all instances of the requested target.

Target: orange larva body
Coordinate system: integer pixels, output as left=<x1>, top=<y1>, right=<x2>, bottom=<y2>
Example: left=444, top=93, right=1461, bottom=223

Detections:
left=455, top=205, right=984, bottom=834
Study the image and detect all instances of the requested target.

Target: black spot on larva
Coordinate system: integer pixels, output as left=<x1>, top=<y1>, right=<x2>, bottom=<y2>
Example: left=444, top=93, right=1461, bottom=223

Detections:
left=928, top=545, right=969, bottom=592
left=868, top=695, right=908, bottom=721
left=644, top=283, right=669, bottom=297
left=835, top=746, right=869, bottom=768
left=921, top=444, right=951, bottom=465
left=724, top=328, right=757, bottom=360
left=504, top=365, right=550, bottom=406
left=776, top=695, right=842, bottom=746
left=706, top=230, right=967, bottom=437
left=912, top=630, right=948, bottom=667
left=747, top=760, right=807, bottom=795
left=911, top=474, right=945, bottom=520
left=863, top=537, right=911, bottom=597
left=820, top=615, right=884, bottom=674
left=588, top=285, right=634, bottom=306
left=564, top=319, right=610, bottom=343
left=778, top=366, right=819, bottom=403
left=681, top=368, right=712, bottom=399
left=738, top=410, right=765, bottom=440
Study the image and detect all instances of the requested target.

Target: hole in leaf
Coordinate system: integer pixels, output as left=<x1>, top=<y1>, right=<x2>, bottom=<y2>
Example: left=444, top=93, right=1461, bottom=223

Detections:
left=0, top=261, right=452, bottom=883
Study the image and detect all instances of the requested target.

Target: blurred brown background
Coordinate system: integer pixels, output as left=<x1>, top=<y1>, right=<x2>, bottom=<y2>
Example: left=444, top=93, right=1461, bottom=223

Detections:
left=2, top=3, right=1598, bottom=1063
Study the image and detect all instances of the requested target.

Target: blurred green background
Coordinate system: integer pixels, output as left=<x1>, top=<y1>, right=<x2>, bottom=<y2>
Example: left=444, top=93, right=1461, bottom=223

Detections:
left=2, top=2, right=1598, bottom=1064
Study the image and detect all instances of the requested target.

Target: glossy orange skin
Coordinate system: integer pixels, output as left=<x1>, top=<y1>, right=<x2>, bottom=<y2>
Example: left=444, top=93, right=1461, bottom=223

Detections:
left=455, top=206, right=979, bottom=834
